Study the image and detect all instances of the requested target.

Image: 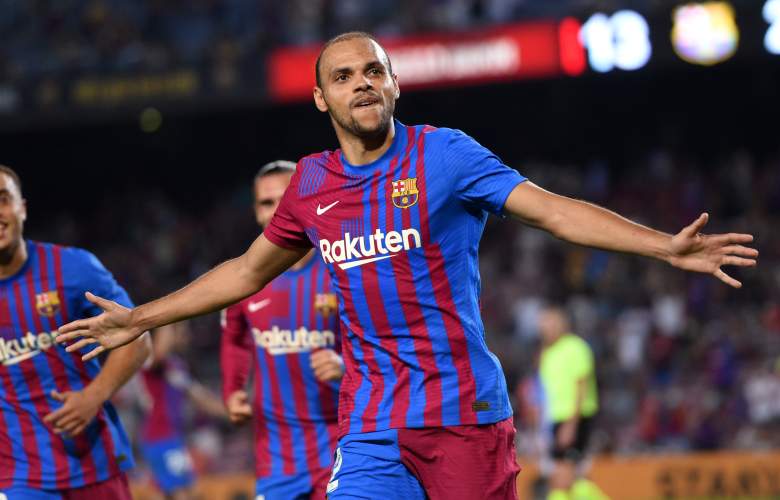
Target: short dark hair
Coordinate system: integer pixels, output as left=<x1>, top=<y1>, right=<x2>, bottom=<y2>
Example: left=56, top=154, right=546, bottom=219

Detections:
left=315, top=31, right=394, bottom=88
left=0, top=165, right=22, bottom=195
left=255, top=160, right=296, bottom=181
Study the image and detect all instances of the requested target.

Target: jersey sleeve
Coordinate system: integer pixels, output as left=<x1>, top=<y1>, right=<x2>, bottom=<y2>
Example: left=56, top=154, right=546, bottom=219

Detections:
left=263, top=168, right=313, bottom=249
left=73, top=249, right=134, bottom=317
left=220, top=304, right=254, bottom=402
left=445, top=129, right=527, bottom=215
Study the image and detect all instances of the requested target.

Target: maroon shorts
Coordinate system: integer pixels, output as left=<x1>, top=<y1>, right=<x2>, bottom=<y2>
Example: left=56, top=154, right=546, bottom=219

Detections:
left=328, top=417, right=520, bottom=499
left=399, top=417, right=520, bottom=499
left=62, top=473, right=132, bottom=500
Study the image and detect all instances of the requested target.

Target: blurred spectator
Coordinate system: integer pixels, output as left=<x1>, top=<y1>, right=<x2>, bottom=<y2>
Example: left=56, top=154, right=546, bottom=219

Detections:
left=0, top=0, right=653, bottom=83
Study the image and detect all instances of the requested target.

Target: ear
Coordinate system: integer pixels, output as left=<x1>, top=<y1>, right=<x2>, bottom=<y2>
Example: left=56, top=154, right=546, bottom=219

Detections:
left=313, top=86, right=329, bottom=113
left=392, top=74, right=400, bottom=99
left=20, top=198, right=27, bottom=222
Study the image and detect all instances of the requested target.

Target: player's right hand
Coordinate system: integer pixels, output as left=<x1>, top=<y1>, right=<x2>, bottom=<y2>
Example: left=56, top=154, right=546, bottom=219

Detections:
left=226, top=390, right=253, bottom=425
left=55, top=292, right=142, bottom=361
left=310, top=348, right=345, bottom=382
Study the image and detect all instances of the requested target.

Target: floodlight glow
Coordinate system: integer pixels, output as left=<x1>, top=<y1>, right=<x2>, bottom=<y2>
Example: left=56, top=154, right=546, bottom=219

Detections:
left=671, top=2, right=739, bottom=66
left=765, top=0, right=780, bottom=54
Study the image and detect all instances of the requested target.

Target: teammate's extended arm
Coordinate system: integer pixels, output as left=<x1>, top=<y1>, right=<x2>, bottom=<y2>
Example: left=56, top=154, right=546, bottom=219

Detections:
left=504, top=182, right=758, bottom=288
left=44, top=334, right=151, bottom=436
left=56, top=236, right=308, bottom=360
left=188, top=382, right=229, bottom=420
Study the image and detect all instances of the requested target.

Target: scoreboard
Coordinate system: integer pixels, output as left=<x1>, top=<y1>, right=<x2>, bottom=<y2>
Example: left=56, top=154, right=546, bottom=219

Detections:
left=268, top=1, right=780, bottom=102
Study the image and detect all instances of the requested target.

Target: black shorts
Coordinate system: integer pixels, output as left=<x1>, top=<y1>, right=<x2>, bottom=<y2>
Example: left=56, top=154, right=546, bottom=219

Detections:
left=551, top=416, right=593, bottom=462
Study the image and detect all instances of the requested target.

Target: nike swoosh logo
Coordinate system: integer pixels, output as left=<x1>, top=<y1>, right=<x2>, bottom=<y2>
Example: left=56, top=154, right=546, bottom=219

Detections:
left=248, top=299, right=271, bottom=313
left=338, top=254, right=397, bottom=270
left=316, top=200, right=340, bottom=215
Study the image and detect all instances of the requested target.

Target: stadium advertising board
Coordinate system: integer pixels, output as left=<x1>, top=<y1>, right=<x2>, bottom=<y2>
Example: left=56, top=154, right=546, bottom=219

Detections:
left=131, top=451, right=780, bottom=499
left=517, top=451, right=780, bottom=499
left=71, top=71, right=200, bottom=106
left=268, top=20, right=584, bottom=102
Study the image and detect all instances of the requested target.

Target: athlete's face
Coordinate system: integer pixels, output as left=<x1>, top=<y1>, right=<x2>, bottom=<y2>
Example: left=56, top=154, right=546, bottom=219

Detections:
left=0, top=173, right=26, bottom=257
left=538, top=308, right=568, bottom=346
left=314, top=38, right=399, bottom=140
left=254, top=172, right=293, bottom=229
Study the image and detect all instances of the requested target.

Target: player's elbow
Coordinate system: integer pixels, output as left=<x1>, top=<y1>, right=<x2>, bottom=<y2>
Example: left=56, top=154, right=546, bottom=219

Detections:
left=540, top=196, right=590, bottom=241
left=539, top=210, right=569, bottom=240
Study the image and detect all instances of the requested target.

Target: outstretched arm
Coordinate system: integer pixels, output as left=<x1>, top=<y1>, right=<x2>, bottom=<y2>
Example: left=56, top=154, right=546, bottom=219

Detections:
left=505, top=182, right=758, bottom=287
left=56, top=235, right=308, bottom=360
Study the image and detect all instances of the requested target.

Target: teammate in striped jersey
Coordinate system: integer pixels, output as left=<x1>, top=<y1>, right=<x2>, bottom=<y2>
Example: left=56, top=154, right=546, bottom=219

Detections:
left=221, top=160, right=342, bottom=500
left=0, top=165, right=150, bottom=499
left=57, top=32, right=758, bottom=500
left=139, top=321, right=226, bottom=500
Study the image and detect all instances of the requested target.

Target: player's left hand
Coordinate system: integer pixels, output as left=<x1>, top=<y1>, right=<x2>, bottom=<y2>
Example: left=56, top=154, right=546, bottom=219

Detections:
left=310, top=349, right=344, bottom=382
left=667, top=213, right=758, bottom=288
left=55, top=292, right=141, bottom=361
left=43, top=389, right=102, bottom=438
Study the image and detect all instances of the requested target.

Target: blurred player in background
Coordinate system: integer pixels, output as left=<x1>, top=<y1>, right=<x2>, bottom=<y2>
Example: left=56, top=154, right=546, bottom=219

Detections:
left=139, top=321, right=226, bottom=500
left=0, top=165, right=150, bottom=499
left=57, top=32, right=758, bottom=499
left=539, top=306, right=608, bottom=500
left=221, top=160, right=343, bottom=500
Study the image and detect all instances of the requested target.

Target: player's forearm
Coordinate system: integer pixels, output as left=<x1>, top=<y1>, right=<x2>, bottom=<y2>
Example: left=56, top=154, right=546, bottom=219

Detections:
left=507, top=184, right=673, bottom=261
left=189, top=383, right=228, bottom=419
left=546, top=197, right=672, bottom=261
left=130, top=236, right=304, bottom=334
left=569, top=378, right=587, bottom=425
left=131, top=256, right=260, bottom=333
left=85, top=333, right=151, bottom=401
left=220, top=342, right=252, bottom=400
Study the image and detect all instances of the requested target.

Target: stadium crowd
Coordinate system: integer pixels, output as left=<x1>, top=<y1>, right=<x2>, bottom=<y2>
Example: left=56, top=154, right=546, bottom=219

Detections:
left=1, top=0, right=631, bottom=83
left=25, top=147, right=780, bottom=477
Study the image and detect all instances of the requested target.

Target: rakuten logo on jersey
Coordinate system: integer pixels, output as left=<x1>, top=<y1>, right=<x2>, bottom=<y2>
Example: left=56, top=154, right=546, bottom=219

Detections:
left=319, top=228, right=422, bottom=270
left=252, top=326, right=336, bottom=355
left=0, top=331, right=58, bottom=366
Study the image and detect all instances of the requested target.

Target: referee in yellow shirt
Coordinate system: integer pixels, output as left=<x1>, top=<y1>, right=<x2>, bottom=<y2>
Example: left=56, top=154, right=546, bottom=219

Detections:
left=539, top=306, right=609, bottom=500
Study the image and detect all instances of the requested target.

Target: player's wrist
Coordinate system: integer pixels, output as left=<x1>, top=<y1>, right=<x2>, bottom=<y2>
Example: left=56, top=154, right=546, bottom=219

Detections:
left=128, top=305, right=155, bottom=336
left=82, top=381, right=110, bottom=404
left=649, top=232, right=676, bottom=265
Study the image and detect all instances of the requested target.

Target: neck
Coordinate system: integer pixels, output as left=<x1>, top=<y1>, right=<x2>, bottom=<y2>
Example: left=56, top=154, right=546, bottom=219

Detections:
left=544, top=333, right=564, bottom=347
left=290, top=249, right=315, bottom=271
left=0, top=238, right=27, bottom=279
left=337, top=120, right=395, bottom=166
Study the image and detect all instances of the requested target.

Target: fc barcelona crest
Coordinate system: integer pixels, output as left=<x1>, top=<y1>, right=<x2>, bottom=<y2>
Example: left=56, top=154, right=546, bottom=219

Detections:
left=35, top=291, right=60, bottom=317
left=391, top=178, right=419, bottom=209
left=315, top=293, right=338, bottom=318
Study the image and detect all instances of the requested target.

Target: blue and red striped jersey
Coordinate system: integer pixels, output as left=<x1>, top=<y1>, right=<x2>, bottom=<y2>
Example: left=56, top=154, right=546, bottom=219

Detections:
left=264, top=121, right=526, bottom=436
left=0, top=240, right=134, bottom=490
left=140, top=356, right=191, bottom=443
left=221, top=254, right=340, bottom=480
